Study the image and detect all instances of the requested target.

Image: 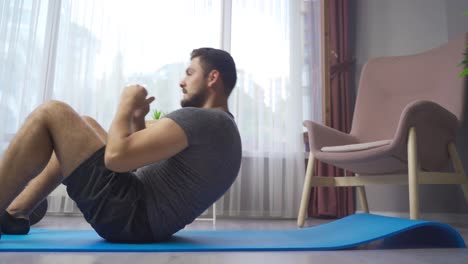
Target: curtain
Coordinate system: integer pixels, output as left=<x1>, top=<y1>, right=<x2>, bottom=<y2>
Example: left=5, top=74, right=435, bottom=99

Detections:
left=0, top=0, right=50, bottom=155
left=0, top=0, right=321, bottom=218
left=218, top=0, right=307, bottom=218
left=308, top=0, right=355, bottom=219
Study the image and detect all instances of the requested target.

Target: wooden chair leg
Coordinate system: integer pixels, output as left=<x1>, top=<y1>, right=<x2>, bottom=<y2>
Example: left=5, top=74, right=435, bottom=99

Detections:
left=354, top=173, right=369, bottom=213
left=212, top=201, right=216, bottom=228
left=297, top=152, right=315, bottom=228
left=448, top=143, right=468, bottom=204
left=408, top=127, right=419, bottom=220
left=461, top=183, right=468, bottom=204
left=356, top=186, right=369, bottom=213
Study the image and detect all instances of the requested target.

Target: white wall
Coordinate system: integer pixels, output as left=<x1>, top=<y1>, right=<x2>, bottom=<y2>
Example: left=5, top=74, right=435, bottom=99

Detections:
left=350, top=0, right=468, bottom=216
left=447, top=0, right=468, bottom=39
left=354, top=0, right=449, bottom=81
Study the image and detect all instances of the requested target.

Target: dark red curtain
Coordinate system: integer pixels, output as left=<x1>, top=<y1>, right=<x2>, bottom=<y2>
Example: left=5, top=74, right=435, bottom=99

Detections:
left=308, top=0, right=355, bottom=219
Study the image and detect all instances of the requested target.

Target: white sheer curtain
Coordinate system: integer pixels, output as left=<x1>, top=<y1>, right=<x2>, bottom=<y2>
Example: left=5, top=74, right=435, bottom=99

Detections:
left=218, top=0, right=322, bottom=218
left=0, top=0, right=322, bottom=218
left=0, top=0, right=49, bottom=155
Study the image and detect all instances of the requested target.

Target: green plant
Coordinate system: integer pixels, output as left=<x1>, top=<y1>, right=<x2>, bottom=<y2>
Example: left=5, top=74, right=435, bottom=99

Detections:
left=461, top=12, right=468, bottom=77
left=152, top=109, right=165, bottom=120
left=460, top=50, right=468, bottom=77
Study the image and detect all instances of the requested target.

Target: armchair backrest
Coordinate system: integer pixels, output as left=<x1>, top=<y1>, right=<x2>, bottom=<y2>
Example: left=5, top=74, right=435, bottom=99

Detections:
left=350, top=33, right=467, bottom=142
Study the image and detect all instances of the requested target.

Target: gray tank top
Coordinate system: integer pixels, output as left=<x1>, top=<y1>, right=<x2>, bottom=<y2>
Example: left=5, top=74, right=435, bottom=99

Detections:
left=135, top=107, right=242, bottom=240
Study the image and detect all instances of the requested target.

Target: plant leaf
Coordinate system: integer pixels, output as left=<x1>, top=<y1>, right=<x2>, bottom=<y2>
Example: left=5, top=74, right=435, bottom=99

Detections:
left=465, top=11, right=468, bottom=15
left=459, top=60, right=468, bottom=66
left=152, top=109, right=159, bottom=120
left=459, top=68, right=468, bottom=78
left=153, top=109, right=166, bottom=120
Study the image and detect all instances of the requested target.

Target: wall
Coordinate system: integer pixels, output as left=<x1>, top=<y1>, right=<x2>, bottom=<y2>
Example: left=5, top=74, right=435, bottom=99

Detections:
left=349, top=0, right=468, bottom=217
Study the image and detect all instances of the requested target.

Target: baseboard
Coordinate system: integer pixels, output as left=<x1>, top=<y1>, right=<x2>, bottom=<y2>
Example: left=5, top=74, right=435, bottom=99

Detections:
left=355, top=210, right=468, bottom=225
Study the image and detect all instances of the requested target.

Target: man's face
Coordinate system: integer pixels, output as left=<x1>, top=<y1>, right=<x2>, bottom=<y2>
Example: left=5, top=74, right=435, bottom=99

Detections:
left=179, top=57, right=210, bottom=108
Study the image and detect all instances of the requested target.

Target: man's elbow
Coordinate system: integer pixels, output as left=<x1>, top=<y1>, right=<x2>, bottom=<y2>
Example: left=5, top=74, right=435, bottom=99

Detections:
left=104, top=151, right=130, bottom=172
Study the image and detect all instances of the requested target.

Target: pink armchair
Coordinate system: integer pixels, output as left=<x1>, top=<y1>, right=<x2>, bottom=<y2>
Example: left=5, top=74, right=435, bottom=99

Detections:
left=298, top=33, right=468, bottom=227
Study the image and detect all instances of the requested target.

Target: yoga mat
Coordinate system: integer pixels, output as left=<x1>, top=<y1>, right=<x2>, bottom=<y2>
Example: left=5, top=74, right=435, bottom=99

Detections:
left=0, top=213, right=465, bottom=252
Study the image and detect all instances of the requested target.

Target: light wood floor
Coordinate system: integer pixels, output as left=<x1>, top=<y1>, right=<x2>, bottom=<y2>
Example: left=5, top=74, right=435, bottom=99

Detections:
left=0, top=215, right=466, bottom=264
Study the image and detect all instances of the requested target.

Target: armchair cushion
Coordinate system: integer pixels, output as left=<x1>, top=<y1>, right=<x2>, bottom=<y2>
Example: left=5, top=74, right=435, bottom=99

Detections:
left=321, top=139, right=392, bottom=152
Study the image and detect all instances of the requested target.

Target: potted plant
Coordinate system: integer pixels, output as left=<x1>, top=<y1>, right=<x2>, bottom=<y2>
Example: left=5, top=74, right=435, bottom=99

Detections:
left=152, top=109, right=165, bottom=120
left=461, top=55, right=468, bottom=77
left=146, top=109, right=165, bottom=127
left=460, top=12, right=468, bottom=78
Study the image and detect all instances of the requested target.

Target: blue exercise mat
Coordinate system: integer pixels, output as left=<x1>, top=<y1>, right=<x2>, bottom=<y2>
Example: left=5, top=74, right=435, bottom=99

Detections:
left=0, top=213, right=465, bottom=252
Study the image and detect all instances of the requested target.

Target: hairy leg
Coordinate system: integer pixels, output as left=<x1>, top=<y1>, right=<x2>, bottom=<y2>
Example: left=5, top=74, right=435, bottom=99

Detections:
left=6, top=116, right=108, bottom=219
left=0, top=101, right=105, bottom=215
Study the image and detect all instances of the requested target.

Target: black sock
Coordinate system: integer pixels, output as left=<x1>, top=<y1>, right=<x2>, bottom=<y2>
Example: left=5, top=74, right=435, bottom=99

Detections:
left=0, top=211, right=30, bottom=235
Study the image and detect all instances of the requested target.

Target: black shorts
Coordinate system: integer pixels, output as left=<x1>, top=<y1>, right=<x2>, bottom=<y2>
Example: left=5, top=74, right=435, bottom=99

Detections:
left=62, top=147, right=154, bottom=243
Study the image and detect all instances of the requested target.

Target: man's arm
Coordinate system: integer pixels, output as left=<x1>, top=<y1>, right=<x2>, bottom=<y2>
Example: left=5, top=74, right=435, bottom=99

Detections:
left=106, top=118, right=188, bottom=172
left=130, top=90, right=151, bottom=133
left=131, top=115, right=146, bottom=133
left=105, top=85, right=188, bottom=172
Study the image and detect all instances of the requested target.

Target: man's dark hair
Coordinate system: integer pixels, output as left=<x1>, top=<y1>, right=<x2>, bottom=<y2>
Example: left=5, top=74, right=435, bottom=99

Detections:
left=190, top=48, right=237, bottom=96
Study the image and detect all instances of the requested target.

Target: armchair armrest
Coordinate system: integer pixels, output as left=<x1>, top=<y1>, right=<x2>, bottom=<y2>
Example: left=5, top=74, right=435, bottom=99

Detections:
left=303, top=120, right=358, bottom=152
left=393, top=100, right=458, bottom=143
left=391, top=100, right=459, bottom=171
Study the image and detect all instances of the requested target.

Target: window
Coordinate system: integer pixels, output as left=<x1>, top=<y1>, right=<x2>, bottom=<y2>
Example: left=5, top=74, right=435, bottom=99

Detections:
left=1, top=0, right=314, bottom=157
left=0, top=0, right=321, bottom=217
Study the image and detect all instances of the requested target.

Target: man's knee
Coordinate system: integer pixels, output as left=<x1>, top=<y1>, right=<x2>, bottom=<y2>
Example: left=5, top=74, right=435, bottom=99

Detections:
left=36, top=100, right=74, bottom=116
left=35, top=100, right=75, bottom=122
left=41, top=100, right=69, bottom=109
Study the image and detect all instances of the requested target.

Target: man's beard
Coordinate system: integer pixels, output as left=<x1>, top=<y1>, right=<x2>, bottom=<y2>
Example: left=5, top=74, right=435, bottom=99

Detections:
left=180, top=89, right=209, bottom=108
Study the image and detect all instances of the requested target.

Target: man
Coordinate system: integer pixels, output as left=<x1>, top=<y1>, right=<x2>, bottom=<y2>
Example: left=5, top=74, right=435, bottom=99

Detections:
left=0, top=48, right=242, bottom=242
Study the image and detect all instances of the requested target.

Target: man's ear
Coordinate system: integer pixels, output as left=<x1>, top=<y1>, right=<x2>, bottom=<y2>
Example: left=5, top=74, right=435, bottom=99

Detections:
left=207, top=70, right=220, bottom=87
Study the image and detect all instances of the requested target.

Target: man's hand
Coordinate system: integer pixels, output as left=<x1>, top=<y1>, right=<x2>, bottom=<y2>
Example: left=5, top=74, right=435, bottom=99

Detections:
left=119, top=85, right=155, bottom=116
left=133, top=101, right=152, bottom=120
left=118, top=85, right=155, bottom=132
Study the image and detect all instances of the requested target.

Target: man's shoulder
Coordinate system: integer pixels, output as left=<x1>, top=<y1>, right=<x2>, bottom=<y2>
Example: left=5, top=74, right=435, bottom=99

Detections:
left=167, top=107, right=234, bottom=121
left=166, top=108, right=238, bottom=133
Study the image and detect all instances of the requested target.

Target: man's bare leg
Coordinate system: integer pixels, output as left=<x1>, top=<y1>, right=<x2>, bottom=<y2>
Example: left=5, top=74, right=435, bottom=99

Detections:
left=5, top=116, right=108, bottom=219
left=0, top=101, right=105, bottom=216
left=5, top=153, right=61, bottom=220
